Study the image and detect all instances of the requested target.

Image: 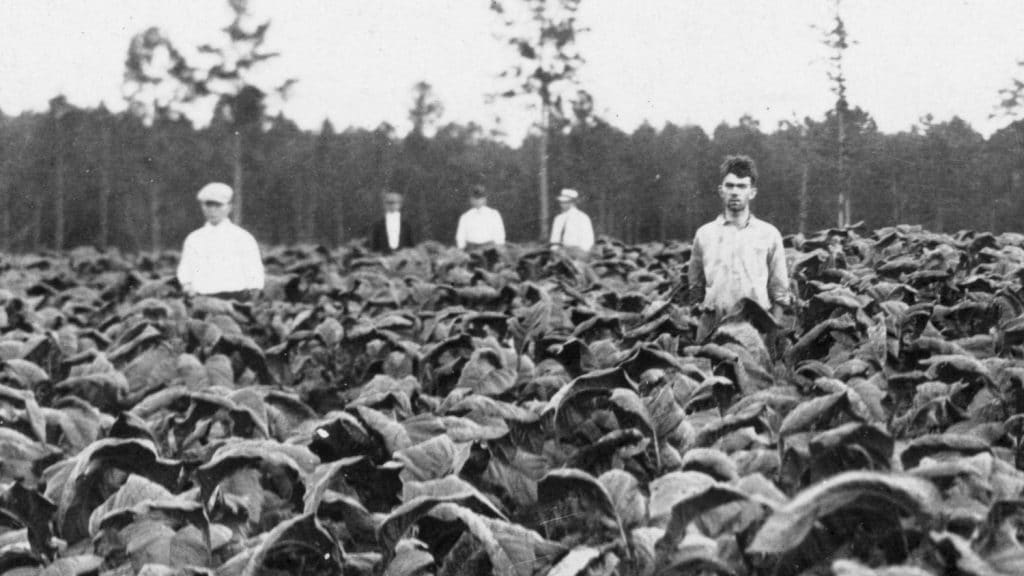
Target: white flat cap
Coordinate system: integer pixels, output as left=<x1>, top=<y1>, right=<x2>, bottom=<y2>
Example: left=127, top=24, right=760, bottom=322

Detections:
left=557, top=188, right=579, bottom=202
left=197, top=182, right=233, bottom=204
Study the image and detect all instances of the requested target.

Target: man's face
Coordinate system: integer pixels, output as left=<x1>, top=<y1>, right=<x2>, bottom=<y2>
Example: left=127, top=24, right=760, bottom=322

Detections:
left=470, top=196, right=486, bottom=209
left=201, top=200, right=231, bottom=224
left=383, top=193, right=403, bottom=213
left=718, top=173, right=756, bottom=213
left=558, top=199, right=573, bottom=213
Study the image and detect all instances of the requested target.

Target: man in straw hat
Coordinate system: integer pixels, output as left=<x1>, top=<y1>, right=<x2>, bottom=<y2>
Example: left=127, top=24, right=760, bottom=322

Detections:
left=455, top=185, right=506, bottom=250
left=176, top=182, right=264, bottom=301
left=549, top=188, right=594, bottom=253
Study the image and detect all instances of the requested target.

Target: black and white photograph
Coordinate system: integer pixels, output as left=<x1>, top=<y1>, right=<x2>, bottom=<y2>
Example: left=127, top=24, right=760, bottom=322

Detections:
left=2, top=1, right=1024, bottom=574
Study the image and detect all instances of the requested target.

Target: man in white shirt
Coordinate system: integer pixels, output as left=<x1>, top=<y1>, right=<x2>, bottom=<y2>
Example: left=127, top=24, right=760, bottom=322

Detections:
left=176, top=182, right=265, bottom=301
left=549, top=188, right=595, bottom=253
left=455, top=185, right=506, bottom=250
left=688, top=155, right=792, bottom=342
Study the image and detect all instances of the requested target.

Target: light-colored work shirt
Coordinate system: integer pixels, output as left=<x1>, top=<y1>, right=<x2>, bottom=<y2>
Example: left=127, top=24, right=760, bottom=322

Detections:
left=385, top=212, right=401, bottom=250
left=177, top=220, right=264, bottom=294
left=688, top=214, right=791, bottom=314
left=550, top=207, right=595, bottom=252
left=455, top=206, right=506, bottom=249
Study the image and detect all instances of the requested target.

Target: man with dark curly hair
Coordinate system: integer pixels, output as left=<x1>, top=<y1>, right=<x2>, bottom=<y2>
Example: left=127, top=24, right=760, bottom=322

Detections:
left=688, top=155, right=792, bottom=341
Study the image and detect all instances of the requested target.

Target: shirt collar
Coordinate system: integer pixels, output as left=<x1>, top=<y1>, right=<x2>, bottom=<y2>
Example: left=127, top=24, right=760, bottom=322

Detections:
left=716, top=213, right=755, bottom=229
left=205, top=219, right=232, bottom=229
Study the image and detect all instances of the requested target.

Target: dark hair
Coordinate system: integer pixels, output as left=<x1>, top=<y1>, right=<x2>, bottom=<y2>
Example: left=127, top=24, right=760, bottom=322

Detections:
left=719, top=155, right=758, bottom=185
left=382, top=188, right=403, bottom=197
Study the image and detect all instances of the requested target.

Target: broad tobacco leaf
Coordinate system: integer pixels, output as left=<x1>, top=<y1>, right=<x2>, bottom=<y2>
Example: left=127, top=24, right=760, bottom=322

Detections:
left=748, top=471, right=941, bottom=555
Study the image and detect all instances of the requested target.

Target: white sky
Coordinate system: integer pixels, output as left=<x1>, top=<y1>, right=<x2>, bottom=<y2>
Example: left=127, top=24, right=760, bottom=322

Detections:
left=1, top=0, right=1023, bottom=142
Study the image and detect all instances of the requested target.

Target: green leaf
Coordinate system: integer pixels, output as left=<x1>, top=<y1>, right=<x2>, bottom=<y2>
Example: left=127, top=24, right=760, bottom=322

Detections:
left=383, top=538, right=434, bottom=576
left=38, top=555, right=103, bottom=576
left=428, top=502, right=564, bottom=576
left=0, top=482, right=58, bottom=560
left=538, top=468, right=628, bottom=552
left=394, top=435, right=472, bottom=482
left=779, top=391, right=862, bottom=436
left=598, top=469, right=646, bottom=529
left=899, top=433, right=991, bottom=470
left=303, top=455, right=368, bottom=514
left=456, top=346, right=519, bottom=397
left=241, top=512, right=342, bottom=576
left=748, top=471, right=940, bottom=555
left=648, top=471, right=717, bottom=525
left=378, top=475, right=508, bottom=567
left=546, top=546, right=602, bottom=576
left=46, top=438, right=182, bottom=544
left=645, top=383, right=685, bottom=440
left=88, top=474, right=175, bottom=536
left=195, top=439, right=318, bottom=507
left=653, top=483, right=748, bottom=570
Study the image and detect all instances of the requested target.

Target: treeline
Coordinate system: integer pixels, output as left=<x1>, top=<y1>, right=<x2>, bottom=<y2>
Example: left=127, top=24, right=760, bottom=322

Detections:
left=1, top=96, right=1023, bottom=253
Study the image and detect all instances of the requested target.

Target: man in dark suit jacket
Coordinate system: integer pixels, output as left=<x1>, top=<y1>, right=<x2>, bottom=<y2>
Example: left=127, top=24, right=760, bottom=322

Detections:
left=368, top=189, right=416, bottom=254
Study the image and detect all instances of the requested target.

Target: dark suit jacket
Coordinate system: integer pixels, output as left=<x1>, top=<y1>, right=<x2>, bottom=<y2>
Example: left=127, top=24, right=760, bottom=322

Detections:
left=368, top=215, right=416, bottom=254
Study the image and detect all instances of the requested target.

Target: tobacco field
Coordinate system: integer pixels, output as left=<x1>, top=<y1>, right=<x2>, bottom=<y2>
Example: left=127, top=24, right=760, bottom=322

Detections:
left=4, top=225, right=1024, bottom=576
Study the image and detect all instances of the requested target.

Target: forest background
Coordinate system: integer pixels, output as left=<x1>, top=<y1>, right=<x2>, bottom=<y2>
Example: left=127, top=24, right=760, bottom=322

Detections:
left=2, top=0, right=1024, bottom=253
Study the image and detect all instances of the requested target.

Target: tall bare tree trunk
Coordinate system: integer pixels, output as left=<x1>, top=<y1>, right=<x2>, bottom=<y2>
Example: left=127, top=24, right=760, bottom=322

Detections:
left=148, top=181, right=162, bottom=251
left=837, top=109, right=848, bottom=228
left=538, top=105, right=550, bottom=240
left=798, top=161, right=810, bottom=235
left=233, top=130, right=244, bottom=225
left=98, top=124, right=112, bottom=250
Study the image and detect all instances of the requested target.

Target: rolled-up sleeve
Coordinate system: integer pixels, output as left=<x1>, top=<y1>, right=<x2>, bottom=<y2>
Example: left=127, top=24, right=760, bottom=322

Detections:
left=767, top=230, right=791, bottom=307
left=242, top=234, right=265, bottom=290
left=177, top=235, right=196, bottom=289
left=455, top=213, right=468, bottom=249
left=579, top=214, right=594, bottom=251
left=494, top=211, right=506, bottom=246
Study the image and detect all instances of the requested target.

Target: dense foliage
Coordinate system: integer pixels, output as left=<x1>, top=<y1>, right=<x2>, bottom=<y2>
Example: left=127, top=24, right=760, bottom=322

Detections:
left=2, top=97, right=1024, bottom=253
left=3, top=224, right=1024, bottom=575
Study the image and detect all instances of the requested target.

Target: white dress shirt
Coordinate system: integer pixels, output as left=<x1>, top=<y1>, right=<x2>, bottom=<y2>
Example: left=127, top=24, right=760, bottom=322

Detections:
left=455, top=206, right=506, bottom=249
left=688, top=214, right=791, bottom=314
left=550, top=206, right=595, bottom=251
left=177, top=220, right=264, bottom=294
left=385, top=212, right=401, bottom=250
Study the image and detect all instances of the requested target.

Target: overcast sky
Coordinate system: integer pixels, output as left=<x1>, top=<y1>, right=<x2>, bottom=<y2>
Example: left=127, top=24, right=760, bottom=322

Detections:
left=2, top=0, right=1023, bottom=142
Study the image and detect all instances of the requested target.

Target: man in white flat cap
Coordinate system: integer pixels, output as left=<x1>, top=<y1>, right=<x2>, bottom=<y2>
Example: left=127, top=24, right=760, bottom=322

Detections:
left=176, top=182, right=264, bottom=300
left=549, top=188, right=594, bottom=253
left=455, top=185, right=506, bottom=250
